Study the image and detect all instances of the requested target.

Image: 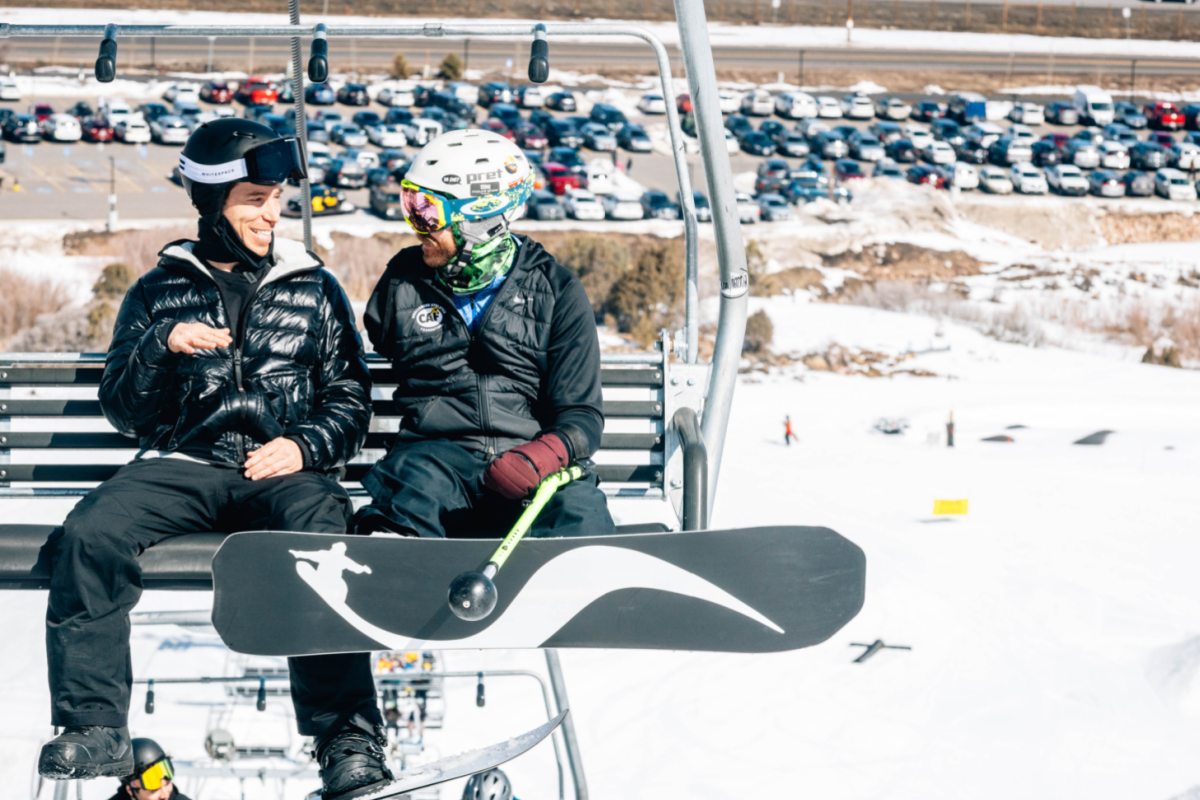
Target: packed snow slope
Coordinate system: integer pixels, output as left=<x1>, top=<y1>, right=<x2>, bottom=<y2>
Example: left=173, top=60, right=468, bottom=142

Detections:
left=2, top=297, right=1198, bottom=798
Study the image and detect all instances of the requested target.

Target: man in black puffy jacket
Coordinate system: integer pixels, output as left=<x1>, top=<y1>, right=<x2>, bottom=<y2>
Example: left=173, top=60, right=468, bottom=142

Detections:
left=355, top=129, right=617, bottom=541
left=40, top=120, right=390, bottom=800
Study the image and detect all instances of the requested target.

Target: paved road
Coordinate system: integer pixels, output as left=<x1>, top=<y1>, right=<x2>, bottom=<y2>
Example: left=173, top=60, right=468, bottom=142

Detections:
left=5, top=38, right=1200, bottom=78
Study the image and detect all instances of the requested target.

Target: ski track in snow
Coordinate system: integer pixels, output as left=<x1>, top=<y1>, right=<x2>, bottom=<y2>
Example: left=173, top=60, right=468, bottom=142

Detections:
left=3, top=309, right=1200, bottom=796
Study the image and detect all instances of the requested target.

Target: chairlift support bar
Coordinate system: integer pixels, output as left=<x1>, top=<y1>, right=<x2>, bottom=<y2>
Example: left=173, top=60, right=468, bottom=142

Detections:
left=0, top=3, right=745, bottom=520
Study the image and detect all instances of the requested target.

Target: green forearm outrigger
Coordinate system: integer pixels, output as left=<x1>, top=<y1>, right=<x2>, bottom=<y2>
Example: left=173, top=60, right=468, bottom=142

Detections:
left=447, top=464, right=584, bottom=622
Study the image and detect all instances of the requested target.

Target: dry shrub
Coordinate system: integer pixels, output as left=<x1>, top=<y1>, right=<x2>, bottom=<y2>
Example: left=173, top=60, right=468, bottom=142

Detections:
left=608, top=239, right=685, bottom=347
left=555, top=234, right=632, bottom=314
left=743, top=309, right=774, bottom=353
left=823, top=242, right=984, bottom=281
left=0, top=269, right=73, bottom=347
left=438, top=53, right=464, bottom=81
left=848, top=280, right=1045, bottom=347
left=64, top=225, right=194, bottom=275
left=391, top=52, right=411, bottom=79
left=1097, top=213, right=1200, bottom=245
left=1052, top=296, right=1200, bottom=366
left=319, top=231, right=415, bottom=301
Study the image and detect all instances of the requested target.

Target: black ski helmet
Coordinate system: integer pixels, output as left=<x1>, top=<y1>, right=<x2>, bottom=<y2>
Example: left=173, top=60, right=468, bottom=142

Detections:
left=462, top=768, right=512, bottom=800
left=178, top=117, right=306, bottom=216
left=122, top=737, right=169, bottom=784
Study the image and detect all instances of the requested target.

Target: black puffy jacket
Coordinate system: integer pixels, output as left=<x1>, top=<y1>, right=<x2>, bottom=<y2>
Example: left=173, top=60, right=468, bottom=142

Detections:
left=100, top=238, right=372, bottom=471
left=363, top=235, right=603, bottom=460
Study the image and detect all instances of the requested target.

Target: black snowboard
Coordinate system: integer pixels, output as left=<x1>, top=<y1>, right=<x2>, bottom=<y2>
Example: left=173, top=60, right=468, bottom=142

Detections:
left=211, top=526, right=865, bottom=656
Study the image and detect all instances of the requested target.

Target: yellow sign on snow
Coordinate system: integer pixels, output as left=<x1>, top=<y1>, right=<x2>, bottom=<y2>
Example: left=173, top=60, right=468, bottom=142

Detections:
left=933, top=499, right=969, bottom=516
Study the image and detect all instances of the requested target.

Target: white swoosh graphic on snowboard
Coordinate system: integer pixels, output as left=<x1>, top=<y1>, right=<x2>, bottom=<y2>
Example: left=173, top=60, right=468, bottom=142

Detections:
left=289, top=543, right=784, bottom=650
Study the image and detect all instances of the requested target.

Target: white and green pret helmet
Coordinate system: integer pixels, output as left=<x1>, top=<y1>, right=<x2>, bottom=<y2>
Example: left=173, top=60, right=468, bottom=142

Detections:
left=400, top=129, right=536, bottom=293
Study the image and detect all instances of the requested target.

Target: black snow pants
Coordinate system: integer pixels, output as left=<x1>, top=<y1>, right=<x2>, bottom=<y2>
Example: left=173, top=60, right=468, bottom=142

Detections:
left=356, top=439, right=617, bottom=539
left=46, top=458, right=382, bottom=736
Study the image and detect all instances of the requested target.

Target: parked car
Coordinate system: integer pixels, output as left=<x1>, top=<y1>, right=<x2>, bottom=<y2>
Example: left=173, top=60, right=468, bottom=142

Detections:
left=739, top=130, right=774, bottom=156
left=873, top=160, right=905, bottom=179
left=236, top=78, right=277, bottom=106
left=739, top=89, right=775, bottom=117
left=636, top=93, right=668, bottom=115
left=163, top=82, right=201, bottom=104
left=526, top=189, right=566, bottom=220
left=930, top=119, right=964, bottom=147
left=869, top=121, right=904, bottom=144
left=774, top=130, right=810, bottom=158
left=734, top=191, right=762, bottom=222
left=590, top=103, right=629, bottom=133
left=753, top=193, right=790, bottom=222
left=0, top=78, right=19, bottom=101
left=1121, top=170, right=1155, bottom=197
left=813, top=130, right=849, bottom=159
left=978, top=165, right=1014, bottom=194
left=1087, top=169, right=1124, bottom=197
left=478, top=118, right=514, bottom=140
left=1098, top=141, right=1131, bottom=170
left=1149, top=131, right=1177, bottom=149
left=912, top=101, right=945, bottom=121
left=602, top=192, right=644, bottom=220
left=149, top=115, right=189, bottom=145
left=541, top=162, right=585, bottom=194
left=324, top=157, right=367, bottom=189
left=29, top=103, right=54, bottom=123
left=1130, top=141, right=1169, bottom=171
left=922, top=140, right=957, bottom=165
left=330, top=123, right=368, bottom=147
left=1169, top=141, right=1200, bottom=170
left=286, top=186, right=355, bottom=217
left=963, top=122, right=1003, bottom=149
left=845, top=131, right=883, bottom=162
left=340, top=148, right=380, bottom=171
left=545, top=91, right=577, bottom=112
left=1045, top=101, right=1079, bottom=126
left=775, top=91, right=818, bottom=119
left=351, top=110, right=383, bottom=129
left=115, top=117, right=151, bottom=144
left=1061, top=139, right=1101, bottom=169
left=903, top=124, right=934, bottom=150
left=65, top=101, right=94, bottom=120
left=243, top=104, right=275, bottom=123
left=1144, top=101, right=1184, bottom=130
left=1030, top=140, right=1062, bottom=167
left=685, top=191, right=713, bottom=222
left=136, top=102, right=170, bottom=123
left=516, top=85, right=547, bottom=109
left=951, top=162, right=979, bottom=190
left=907, top=164, right=946, bottom=189
left=815, top=96, right=843, bottom=119
left=638, top=189, right=678, bottom=220
left=618, top=124, right=654, bottom=152
left=954, top=139, right=989, bottom=164
left=562, top=187, right=605, bottom=220
left=336, top=83, right=369, bottom=106
left=1006, top=124, right=1036, bottom=143
left=478, top=82, right=514, bottom=107
left=305, top=83, right=336, bottom=105
left=988, top=137, right=1033, bottom=166
left=42, top=113, right=81, bottom=142
left=1155, top=167, right=1197, bottom=200
left=834, top=158, right=866, bottom=181
left=1008, top=102, right=1045, bottom=125
left=840, top=93, right=874, bottom=120
left=1045, top=164, right=1088, bottom=195
left=1009, top=163, right=1047, bottom=194
left=513, top=121, right=549, bottom=150
left=369, top=183, right=403, bottom=219
left=82, top=117, right=114, bottom=142
left=885, top=138, right=917, bottom=163
left=1114, top=101, right=1148, bottom=129
left=4, top=114, right=41, bottom=143
left=376, top=83, right=416, bottom=107
left=367, top=124, right=408, bottom=148
left=874, top=96, right=912, bottom=121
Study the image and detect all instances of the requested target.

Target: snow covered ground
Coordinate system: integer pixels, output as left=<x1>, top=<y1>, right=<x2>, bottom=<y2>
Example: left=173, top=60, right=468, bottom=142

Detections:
left=3, top=295, right=1199, bottom=799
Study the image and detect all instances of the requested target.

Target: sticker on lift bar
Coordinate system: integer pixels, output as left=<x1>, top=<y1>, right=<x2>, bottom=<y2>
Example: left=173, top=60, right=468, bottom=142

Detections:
left=720, top=271, right=749, bottom=298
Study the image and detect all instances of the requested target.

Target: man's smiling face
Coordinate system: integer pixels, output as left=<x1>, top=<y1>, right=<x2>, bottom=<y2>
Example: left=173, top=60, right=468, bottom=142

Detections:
left=223, top=181, right=282, bottom=257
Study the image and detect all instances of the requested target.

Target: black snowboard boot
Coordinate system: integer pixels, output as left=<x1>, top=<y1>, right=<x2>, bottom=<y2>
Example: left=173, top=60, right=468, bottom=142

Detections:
left=38, top=726, right=134, bottom=779
left=315, top=714, right=394, bottom=799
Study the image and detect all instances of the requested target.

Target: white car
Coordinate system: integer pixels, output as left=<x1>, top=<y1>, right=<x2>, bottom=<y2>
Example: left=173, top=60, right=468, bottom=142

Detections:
left=1155, top=168, right=1198, bottom=201
left=840, top=93, right=874, bottom=119
left=775, top=92, right=818, bottom=119
left=173, top=101, right=203, bottom=129
left=637, top=93, right=668, bottom=115
left=104, top=99, right=135, bottom=127
left=376, top=83, right=416, bottom=107
left=963, top=122, right=1003, bottom=148
left=740, top=89, right=775, bottom=117
left=1006, top=124, right=1036, bottom=142
left=163, top=82, right=201, bottom=104
left=979, top=166, right=1014, bottom=194
left=563, top=188, right=605, bottom=220
left=903, top=124, right=933, bottom=151
left=116, top=118, right=151, bottom=144
left=1170, top=141, right=1200, bottom=170
left=1099, top=141, right=1130, bottom=170
left=734, top=191, right=761, bottom=224
left=816, top=96, right=843, bottom=119
left=401, top=118, right=442, bottom=147
left=0, top=79, right=20, bottom=101
left=149, top=115, right=189, bottom=145
left=367, top=124, right=407, bottom=148
left=717, top=89, right=742, bottom=114
left=1008, top=102, right=1045, bottom=126
left=1045, top=164, right=1088, bottom=196
left=518, top=85, right=546, bottom=108
left=602, top=193, right=644, bottom=220
left=343, top=149, right=381, bottom=170
left=922, top=141, right=956, bottom=165
left=191, top=110, right=233, bottom=130
left=1009, top=163, right=1047, bottom=194
left=42, top=113, right=82, bottom=142
left=723, top=128, right=740, bottom=154
left=874, top=96, right=911, bottom=121
left=951, top=162, right=978, bottom=190
left=585, top=159, right=614, bottom=196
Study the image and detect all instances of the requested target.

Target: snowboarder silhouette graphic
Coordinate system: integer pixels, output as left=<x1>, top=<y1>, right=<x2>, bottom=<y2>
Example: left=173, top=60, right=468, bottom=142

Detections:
left=290, top=543, right=373, bottom=606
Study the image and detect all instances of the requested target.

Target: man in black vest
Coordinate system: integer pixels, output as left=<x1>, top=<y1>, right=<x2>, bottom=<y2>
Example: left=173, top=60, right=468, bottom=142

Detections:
left=356, top=129, right=616, bottom=540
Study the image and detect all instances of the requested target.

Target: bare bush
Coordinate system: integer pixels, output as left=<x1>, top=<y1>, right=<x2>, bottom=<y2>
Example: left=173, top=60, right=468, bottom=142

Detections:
left=64, top=225, right=195, bottom=275
left=608, top=239, right=685, bottom=347
left=743, top=309, right=774, bottom=353
left=848, top=280, right=1045, bottom=347
left=0, top=269, right=73, bottom=348
left=1038, top=296, right=1200, bottom=366
left=555, top=234, right=632, bottom=314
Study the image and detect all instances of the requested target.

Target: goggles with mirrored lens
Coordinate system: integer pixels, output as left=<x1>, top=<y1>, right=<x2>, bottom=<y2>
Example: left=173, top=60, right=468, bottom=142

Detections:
left=399, top=179, right=451, bottom=234
left=138, top=757, right=174, bottom=791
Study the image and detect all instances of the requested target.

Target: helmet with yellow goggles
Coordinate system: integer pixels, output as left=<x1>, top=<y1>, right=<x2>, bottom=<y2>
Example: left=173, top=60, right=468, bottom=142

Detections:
left=136, top=757, right=174, bottom=791
left=123, top=738, right=174, bottom=791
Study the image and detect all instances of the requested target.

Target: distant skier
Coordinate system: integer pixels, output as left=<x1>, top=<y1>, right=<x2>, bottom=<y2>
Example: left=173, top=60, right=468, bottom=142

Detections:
left=104, top=738, right=190, bottom=800
left=784, top=416, right=795, bottom=446
left=354, top=129, right=617, bottom=541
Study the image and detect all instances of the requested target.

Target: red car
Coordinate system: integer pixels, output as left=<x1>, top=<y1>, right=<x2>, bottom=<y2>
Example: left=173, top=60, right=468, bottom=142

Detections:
left=1041, top=132, right=1071, bottom=152
left=1144, top=101, right=1184, bottom=131
left=236, top=77, right=277, bottom=106
left=676, top=93, right=692, bottom=114
left=200, top=80, right=234, bottom=104
left=479, top=118, right=516, bottom=141
left=540, top=162, right=584, bottom=195
left=82, top=118, right=114, bottom=142
left=513, top=122, right=547, bottom=150
left=30, top=103, right=54, bottom=123
left=1149, top=130, right=1177, bottom=148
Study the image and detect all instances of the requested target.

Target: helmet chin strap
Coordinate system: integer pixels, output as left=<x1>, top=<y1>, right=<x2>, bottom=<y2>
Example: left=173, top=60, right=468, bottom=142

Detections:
left=443, top=216, right=510, bottom=279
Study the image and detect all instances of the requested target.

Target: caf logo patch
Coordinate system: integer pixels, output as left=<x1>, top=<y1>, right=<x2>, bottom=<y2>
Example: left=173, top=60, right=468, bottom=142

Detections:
left=412, top=303, right=445, bottom=332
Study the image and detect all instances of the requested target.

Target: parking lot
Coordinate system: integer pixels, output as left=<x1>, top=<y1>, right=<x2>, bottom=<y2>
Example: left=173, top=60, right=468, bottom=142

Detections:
left=2, top=78, right=1200, bottom=223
